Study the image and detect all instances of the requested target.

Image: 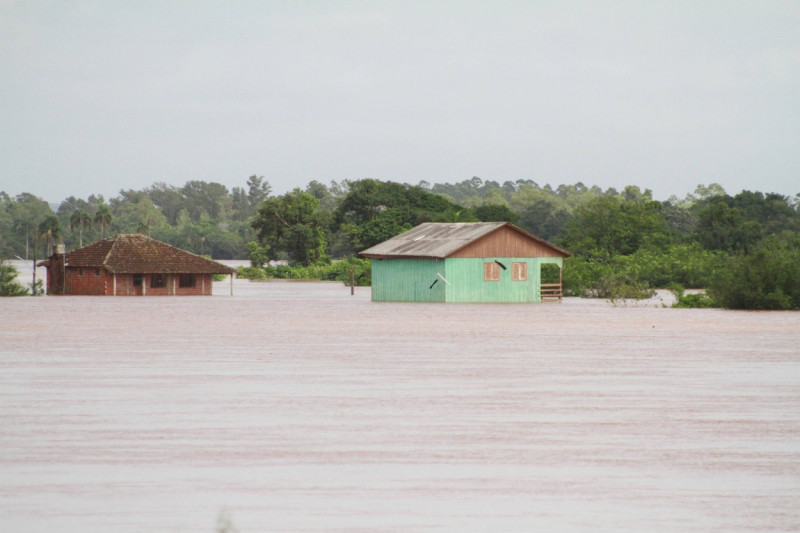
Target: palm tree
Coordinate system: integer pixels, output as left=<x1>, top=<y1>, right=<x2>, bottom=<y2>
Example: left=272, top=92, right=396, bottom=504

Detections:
left=69, top=209, right=92, bottom=248
left=94, top=204, right=112, bottom=239
left=37, top=215, right=61, bottom=257
left=33, top=215, right=62, bottom=295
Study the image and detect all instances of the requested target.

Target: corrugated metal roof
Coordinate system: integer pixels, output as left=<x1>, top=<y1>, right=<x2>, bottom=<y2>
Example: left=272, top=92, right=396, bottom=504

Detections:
left=360, top=222, right=510, bottom=258
left=62, top=234, right=235, bottom=274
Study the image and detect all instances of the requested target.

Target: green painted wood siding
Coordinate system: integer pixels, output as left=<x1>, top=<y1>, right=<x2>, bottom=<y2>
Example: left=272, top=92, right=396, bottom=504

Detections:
left=371, top=258, right=446, bottom=302
left=443, top=257, right=561, bottom=303
left=371, top=257, right=563, bottom=303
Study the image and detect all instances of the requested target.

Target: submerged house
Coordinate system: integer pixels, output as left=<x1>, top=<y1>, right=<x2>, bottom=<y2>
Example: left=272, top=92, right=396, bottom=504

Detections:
left=360, top=222, right=570, bottom=303
left=39, top=234, right=235, bottom=296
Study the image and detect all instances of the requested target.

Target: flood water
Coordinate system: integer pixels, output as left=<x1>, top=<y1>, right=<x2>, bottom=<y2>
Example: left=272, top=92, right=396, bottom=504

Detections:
left=1, top=275, right=799, bottom=532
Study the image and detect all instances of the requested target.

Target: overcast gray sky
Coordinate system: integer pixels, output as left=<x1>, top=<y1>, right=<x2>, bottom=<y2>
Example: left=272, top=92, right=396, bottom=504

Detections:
left=2, top=0, right=798, bottom=203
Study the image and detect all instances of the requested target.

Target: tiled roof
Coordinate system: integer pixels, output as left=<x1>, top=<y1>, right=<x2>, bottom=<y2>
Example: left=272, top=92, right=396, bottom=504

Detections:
left=63, top=234, right=235, bottom=274
left=359, top=222, right=570, bottom=259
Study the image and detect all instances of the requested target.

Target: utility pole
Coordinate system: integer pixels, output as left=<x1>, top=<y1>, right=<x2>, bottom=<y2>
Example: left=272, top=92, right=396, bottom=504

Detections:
left=350, top=267, right=355, bottom=296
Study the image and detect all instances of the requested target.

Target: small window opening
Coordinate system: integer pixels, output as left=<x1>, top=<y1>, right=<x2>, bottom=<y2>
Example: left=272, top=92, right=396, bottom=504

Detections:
left=150, top=274, right=166, bottom=288
left=94, top=269, right=100, bottom=277
left=484, top=262, right=500, bottom=282
left=512, top=262, right=528, bottom=281
left=179, top=274, right=196, bottom=288
left=78, top=268, right=83, bottom=276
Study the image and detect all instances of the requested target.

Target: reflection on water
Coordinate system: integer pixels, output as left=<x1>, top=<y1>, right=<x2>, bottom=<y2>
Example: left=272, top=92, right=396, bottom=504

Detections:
left=1, top=278, right=799, bottom=532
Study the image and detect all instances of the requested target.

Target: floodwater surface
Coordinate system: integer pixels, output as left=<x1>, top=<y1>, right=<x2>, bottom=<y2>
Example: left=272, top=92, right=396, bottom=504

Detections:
left=1, top=278, right=799, bottom=532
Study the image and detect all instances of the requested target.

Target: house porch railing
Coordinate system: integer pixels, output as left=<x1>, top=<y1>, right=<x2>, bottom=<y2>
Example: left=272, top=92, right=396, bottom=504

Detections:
left=540, top=267, right=563, bottom=302
left=540, top=283, right=563, bottom=302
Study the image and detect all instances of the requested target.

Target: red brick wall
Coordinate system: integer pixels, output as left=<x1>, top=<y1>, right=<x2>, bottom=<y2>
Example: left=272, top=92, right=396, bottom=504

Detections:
left=150, top=273, right=212, bottom=295
left=65, top=267, right=113, bottom=295
left=171, top=274, right=212, bottom=295
left=62, top=270, right=215, bottom=295
left=47, top=255, right=66, bottom=294
left=115, top=274, right=136, bottom=296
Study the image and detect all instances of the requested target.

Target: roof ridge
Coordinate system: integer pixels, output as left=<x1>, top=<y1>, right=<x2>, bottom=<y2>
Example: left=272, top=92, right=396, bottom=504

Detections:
left=360, top=221, right=570, bottom=259
left=103, top=235, right=117, bottom=266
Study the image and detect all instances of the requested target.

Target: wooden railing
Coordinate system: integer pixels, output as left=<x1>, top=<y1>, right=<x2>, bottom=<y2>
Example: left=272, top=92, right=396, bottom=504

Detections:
left=540, top=283, right=563, bottom=302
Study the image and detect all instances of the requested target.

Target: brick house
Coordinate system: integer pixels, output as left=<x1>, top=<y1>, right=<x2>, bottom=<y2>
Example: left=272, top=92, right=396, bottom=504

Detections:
left=40, top=234, right=236, bottom=296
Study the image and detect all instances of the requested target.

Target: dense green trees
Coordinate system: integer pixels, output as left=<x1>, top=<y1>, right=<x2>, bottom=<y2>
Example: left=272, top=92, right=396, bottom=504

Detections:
left=251, top=189, right=327, bottom=266
left=2, top=192, right=54, bottom=260
left=330, top=179, right=469, bottom=254
left=708, top=232, right=800, bottom=309
left=2, top=176, right=798, bottom=308
left=1, top=176, right=275, bottom=261
left=692, top=191, right=800, bottom=253
left=564, top=193, right=670, bottom=256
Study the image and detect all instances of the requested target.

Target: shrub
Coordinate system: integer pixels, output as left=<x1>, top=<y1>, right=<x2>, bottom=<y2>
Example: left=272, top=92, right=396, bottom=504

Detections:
left=236, top=266, right=268, bottom=280
left=670, top=285, right=718, bottom=308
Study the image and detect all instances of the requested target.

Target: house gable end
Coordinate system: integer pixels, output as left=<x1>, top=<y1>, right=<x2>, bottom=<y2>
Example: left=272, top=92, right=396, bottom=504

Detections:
left=447, top=225, right=570, bottom=258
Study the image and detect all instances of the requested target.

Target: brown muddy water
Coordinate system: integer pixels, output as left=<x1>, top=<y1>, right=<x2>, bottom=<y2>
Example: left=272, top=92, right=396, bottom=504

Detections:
left=1, top=275, right=799, bottom=532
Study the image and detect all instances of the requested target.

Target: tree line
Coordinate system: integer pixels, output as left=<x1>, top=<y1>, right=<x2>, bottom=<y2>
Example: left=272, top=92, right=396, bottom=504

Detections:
left=1, top=177, right=799, bottom=308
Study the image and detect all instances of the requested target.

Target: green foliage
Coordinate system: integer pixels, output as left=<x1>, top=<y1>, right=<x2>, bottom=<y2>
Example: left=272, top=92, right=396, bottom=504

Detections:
left=283, top=223, right=327, bottom=266
left=180, top=180, right=231, bottom=221
left=620, top=244, right=726, bottom=289
left=356, top=209, right=414, bottom=251
left=246, top=241, right=271, bottom=268
left=599, top=274, right=655, bottom=301
left=236, top=265, right=268, bottom=280
left=0, top=260, right=28, bottom=296
left=563, top=257, right=654, bottom=300
left=562, top=244, right=725, bottom=299
left=563, top=195, right=671, bottom=256
left=708, top=232, right=800, bottom=310
left=29, top=278, right=44, bottom=296
left=251, top=189, right=327, bottom=266
left=561, top=255, right=613, bottom=297
left=670, top=286, right=717, bottom=308
left=1, top=192, right=54, bottom=259
left=3, top=177, right=799, bottom=310
left=333, top=179, right=464, bottom=251
left=93, top=204, right=113, bottom=239
left=516, top=197, right=570, bottom=241
left=470, top=203, right=520, bottom=223
left=69, top=209, right=92, bottom=248
left=692, top=199, right=752, bottom=251
left=37, top=214, right=62, bottom=257
left=691, top=191, right=800, bottom=252
left=242, top=257, right=372, bottom=286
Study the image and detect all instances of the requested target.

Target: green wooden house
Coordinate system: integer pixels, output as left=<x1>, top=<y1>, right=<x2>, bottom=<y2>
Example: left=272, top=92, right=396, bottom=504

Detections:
left=360, top=222, right=570, bottom=303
